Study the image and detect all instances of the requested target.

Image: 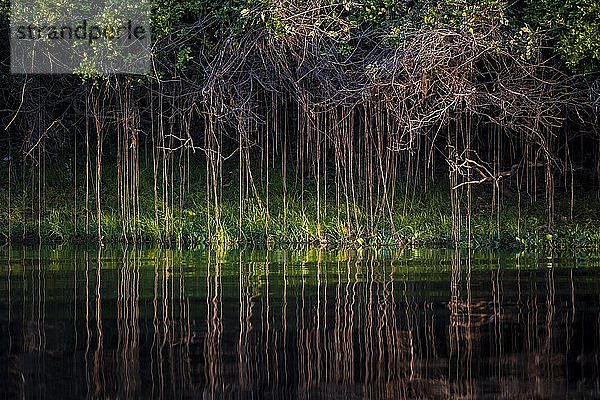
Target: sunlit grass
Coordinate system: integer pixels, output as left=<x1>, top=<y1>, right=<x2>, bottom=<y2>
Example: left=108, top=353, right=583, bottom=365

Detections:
left=2, top=163, right=600, bottom=250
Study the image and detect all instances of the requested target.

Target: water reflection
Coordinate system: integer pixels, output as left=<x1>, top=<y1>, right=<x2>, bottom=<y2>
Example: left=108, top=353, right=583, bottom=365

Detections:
left=0, top=247, right=599, bottom=399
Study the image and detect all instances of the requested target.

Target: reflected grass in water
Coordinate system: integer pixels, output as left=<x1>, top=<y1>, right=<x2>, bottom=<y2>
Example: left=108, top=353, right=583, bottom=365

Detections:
left=0, top=246, right=599, bottom=399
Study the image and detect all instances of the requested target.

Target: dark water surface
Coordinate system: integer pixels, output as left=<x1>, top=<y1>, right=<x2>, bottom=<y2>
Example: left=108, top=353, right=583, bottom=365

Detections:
left=1, top=246, right=599, bottom=399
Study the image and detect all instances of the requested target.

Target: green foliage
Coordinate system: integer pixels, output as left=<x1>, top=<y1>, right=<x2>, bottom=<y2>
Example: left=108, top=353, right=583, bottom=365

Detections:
left=526, top=0, right=600, bottom=73
left=336, top=41, right=353, bottom=57
left=151, top=0, right=255, bottom=37
left=0, top=0, right=10, bottom=21
left=347, top=0, right=409, bottom=28
left=421, top=0, right=508, bottom=32
left=508, top=24, right=539, bottom=62
left=151, top=0, right=207, bottom=37
left=176, top=45, right=193, bottom=69
left=143, top=0, right=598, bottom=75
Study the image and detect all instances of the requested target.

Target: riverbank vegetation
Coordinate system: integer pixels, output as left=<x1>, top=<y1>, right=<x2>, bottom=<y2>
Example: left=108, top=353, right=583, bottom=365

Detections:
left=0, top=0, right=599, bottom=248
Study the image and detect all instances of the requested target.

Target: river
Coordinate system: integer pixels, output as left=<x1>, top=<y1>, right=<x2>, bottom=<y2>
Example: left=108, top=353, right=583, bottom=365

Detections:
left=0, top=246, right=599, bottom=399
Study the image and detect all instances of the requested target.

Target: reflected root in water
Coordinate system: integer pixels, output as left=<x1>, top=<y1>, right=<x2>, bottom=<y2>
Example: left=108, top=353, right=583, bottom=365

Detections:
left=1, top=246, right=599, bottom=399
